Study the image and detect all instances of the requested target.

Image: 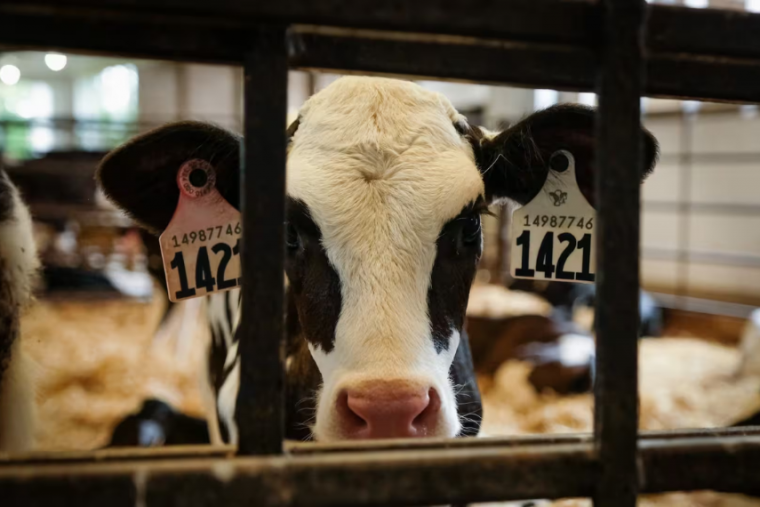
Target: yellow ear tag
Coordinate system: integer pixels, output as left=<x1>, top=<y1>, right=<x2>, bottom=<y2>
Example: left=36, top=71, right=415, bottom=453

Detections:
left=159, top=160, right=242, bottom=302
left=510, top=150, right=596, bottom=284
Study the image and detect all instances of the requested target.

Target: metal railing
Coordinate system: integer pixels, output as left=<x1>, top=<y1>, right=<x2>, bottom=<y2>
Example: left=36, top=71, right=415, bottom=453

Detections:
left=1, top=1, right=760, bottom=506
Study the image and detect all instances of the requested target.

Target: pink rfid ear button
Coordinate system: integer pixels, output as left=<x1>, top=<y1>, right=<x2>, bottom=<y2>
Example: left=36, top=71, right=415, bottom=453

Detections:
left=178, top=159, right=216, bottom=198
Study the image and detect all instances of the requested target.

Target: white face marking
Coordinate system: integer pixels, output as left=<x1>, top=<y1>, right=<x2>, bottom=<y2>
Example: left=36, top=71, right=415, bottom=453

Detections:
left=286, top=77, right=484, bottom=441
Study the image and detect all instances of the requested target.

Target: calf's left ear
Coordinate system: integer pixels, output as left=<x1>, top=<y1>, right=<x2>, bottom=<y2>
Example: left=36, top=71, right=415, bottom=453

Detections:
left=97, top=121, right=242, bottom=235
left=466, top=104, right=659, bottom=207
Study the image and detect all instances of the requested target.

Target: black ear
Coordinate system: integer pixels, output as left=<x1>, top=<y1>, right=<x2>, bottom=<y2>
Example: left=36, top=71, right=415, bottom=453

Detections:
left=96, top=121, right=242, bottom=235
left=468, top=104, right=659, bottom=207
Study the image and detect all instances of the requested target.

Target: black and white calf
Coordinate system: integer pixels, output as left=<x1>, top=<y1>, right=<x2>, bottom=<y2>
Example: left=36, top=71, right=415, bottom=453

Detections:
left=0, top=170, right=38, bottom=452
left=97, top=77, right=659, bottom=444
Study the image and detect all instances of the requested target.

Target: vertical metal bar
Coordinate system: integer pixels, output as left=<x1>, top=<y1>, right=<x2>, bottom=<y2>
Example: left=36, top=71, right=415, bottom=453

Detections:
left=593, top=0, right=647, bottom=505
left=237, top=25, right=288, bottom=456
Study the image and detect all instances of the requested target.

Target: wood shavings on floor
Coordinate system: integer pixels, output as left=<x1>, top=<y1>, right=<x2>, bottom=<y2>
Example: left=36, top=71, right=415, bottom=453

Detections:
left=19, top=289, right=209, bottom=451
left=479, top=338, right=760, bottom=506
left=13, top=287, right=760, bottom=506
left=467, top=284, right=553, bottom=319
left=481, top=338, right=760, bottom=436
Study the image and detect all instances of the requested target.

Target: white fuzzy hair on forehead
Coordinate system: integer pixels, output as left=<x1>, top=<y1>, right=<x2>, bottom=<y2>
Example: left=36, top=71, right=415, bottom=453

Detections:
left=287, top=76, right=483, bottom=225
left=295, top=76, right=468, bottom=155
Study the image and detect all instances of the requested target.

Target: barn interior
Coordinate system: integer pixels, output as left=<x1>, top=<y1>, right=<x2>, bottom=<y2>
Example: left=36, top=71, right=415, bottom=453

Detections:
left=2, top=2, right=760, bottom=502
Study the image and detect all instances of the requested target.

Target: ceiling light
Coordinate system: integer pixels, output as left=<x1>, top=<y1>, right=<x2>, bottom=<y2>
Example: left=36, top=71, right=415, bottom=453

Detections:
left=45, top=53, right=67, bottom=72
left=0, top=65, right=20, bottom=86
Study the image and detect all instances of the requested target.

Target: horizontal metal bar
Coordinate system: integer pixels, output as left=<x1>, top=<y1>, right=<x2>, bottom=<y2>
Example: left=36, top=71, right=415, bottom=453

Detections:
left=291, top=29, right=760, bottom=103
left=640, top=435, right=760, bottom=495
left=2, top=431, right=760, bottom=505
left=648, top=5, right=760, bottom=60
left=288, top=27, right=596, bottom=91
left=0, top=445, right=236, bottom=465
left=647, top=51, right=760, bottom=104
left=5, top=2, right=760, bottom=61
left=0, top=6, right=250, bottom=64
left=0, top=0, right=598, bottom=45
left=1, top=444, right=600, bottom=506
left=2, top=10, right=760, bottom=104
left=4, top=428, right=759, bottom=464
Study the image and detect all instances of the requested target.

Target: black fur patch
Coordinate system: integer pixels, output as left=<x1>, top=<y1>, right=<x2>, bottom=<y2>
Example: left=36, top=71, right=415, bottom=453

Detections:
left=285, top=198, right=342, bottom=354
left=427, top=201, right=484, bottom=354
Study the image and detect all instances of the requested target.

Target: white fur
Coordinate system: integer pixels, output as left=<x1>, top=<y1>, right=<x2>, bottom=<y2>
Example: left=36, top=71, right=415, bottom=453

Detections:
left=206, top=288, right=242, bottom=444
left=0, top=341, right=36, bottom=453
left=0, top=173, right=40, bottom=453
left=217, top=357, right=240, bottom=445
left=287, top=77, right=484, bottom=441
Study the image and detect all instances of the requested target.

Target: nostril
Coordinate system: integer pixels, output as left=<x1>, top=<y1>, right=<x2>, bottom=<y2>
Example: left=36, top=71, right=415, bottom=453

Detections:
left=412, top=388, right=441, bottom=435
left=338, top=390, right=368, bottom=433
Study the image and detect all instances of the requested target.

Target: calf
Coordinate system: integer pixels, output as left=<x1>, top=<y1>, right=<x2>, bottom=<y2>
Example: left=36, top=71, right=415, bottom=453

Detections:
left=97, top=77, right=658, bottom=444
left=0, top=170, right=38, bottom=452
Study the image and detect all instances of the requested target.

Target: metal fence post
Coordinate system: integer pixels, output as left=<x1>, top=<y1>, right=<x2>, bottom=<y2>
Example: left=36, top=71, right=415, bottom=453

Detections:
left=236, top=25, right=289, bottom=456
left=593, top=0, right=647, bottom=505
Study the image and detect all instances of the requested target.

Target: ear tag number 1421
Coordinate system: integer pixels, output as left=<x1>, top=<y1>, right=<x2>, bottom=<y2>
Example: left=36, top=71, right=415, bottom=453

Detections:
left=159, top=160, right=242, bottom=302
left=510, top=150, right=596, bottom=284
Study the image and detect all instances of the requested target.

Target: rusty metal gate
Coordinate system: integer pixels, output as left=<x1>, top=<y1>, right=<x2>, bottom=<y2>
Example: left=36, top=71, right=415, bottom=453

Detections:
left=1, top=1, right=760, bottom=506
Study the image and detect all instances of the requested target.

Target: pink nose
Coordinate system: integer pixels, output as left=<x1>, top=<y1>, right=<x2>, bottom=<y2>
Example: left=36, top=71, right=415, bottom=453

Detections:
left=336, top=382, right=441, bottom=439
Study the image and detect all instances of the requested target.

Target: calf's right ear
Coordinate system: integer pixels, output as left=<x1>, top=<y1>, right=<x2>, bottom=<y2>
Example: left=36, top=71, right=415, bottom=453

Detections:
left=463, top=104, right=659, bottom=208
left=96, top=121, right=242, bottom=235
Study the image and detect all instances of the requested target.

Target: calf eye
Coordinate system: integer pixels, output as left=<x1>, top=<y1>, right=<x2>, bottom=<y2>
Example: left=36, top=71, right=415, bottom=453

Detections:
left=285, top=223, right=300, bottom=251
left=461, top=215, right=481, bottom=247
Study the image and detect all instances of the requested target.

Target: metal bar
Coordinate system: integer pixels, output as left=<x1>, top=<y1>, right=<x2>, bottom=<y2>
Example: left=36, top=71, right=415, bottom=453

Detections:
left=0, top=0, right=597, bottom=45
left=5, top=1, right=760, bottom=61
left=288, top=28, right=596, bottom=92
left=647, top=5, right=760, bottom=60
left=646, top=52, right=760, bottom=104
left=640, top=435, right=760, bottom=496
left=287, top=427, right=760, bottom=455
left=4, top=9, right=760, bottom=104
left=3, top=428, right=760, bottom=465
left=237, top=26, right=288, bottom=456
left=0, top=6, right=249, bottom=64
left=2, top=434, right=760, bottom=506
left=592, top=0, right=645, bottom=505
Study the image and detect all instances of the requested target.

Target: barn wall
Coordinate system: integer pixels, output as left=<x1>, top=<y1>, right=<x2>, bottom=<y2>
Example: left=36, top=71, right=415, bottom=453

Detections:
left=642, top=109, right=760, bottom=305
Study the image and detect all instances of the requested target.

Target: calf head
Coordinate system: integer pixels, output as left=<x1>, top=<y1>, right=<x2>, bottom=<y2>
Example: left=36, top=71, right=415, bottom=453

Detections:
left=98, top=77, right=657, bottom=442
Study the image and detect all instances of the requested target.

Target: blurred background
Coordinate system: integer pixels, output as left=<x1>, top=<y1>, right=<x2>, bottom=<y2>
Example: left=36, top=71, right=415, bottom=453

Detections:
left=2, top=0, right=760, bottom=505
